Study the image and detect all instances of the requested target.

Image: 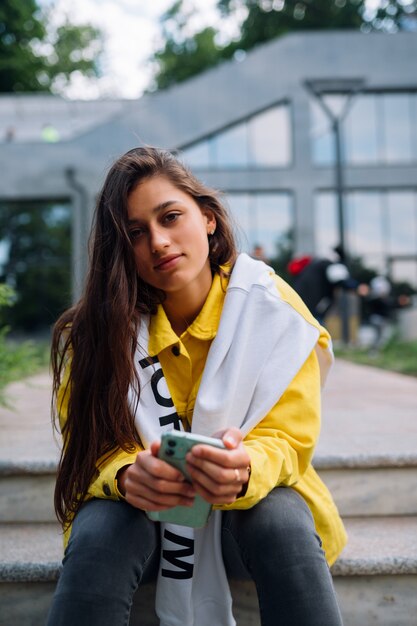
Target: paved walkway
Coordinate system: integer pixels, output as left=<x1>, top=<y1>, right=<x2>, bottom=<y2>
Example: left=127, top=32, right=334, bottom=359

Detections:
left=0, top=372, right=59, bottom=467
left=1, top=359, right=416, bottom=466
left=316, top=359, right=417, bottom=465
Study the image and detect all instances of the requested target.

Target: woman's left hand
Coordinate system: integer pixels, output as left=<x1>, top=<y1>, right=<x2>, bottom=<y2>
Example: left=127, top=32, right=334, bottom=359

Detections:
left=185, top=427, right=251, bottom=505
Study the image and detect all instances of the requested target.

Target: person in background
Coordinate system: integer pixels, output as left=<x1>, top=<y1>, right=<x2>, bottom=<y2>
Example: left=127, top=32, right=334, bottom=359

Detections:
left=288, top=246, right=354, bottom=325
left=250, top=243, right=268, bottom=263
left=46, top=146, right=346, bottom=626
left=359, top=275, right=410, bottom=355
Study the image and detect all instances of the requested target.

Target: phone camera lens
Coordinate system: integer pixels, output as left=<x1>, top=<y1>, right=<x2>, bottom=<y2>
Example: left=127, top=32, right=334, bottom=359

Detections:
left=167, top=439, right=176, bottom=447
left=165, top=448, right=175, bottom=457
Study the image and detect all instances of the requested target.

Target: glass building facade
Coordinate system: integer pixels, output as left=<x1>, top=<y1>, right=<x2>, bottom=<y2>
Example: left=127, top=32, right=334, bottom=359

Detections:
left=181, top=91, right=417, bottom=288
left=315, top=190, right=417, bottom=287
left=225, top=192, right=293, bottom=258
left=182, top=103, right=291, bottom=169
left=311, top=92, right=417, bottom=166
left=181, top=103, right=293, bottom=259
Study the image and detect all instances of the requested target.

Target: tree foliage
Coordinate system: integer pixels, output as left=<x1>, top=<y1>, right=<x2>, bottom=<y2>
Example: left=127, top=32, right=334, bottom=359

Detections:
left=0, top=201, right=72, bottom=331
left=152, top=0, right=233, bottom=90
left=0, top=0, right=103, bottom=93
left=152, top=0, right=417, bottom=90
left=153, top=26, right=225, bottom=90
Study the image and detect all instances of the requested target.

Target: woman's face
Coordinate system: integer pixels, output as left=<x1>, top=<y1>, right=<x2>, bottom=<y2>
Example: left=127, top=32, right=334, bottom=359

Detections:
left=127, top=175, right=216, bottom=300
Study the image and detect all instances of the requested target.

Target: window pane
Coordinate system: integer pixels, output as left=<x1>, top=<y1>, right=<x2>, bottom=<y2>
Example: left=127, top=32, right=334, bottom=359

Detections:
left=386, top=192, right=417, bottom=255
left=225, top=193, right=252, bottom=252
left=316, top=191, right=385, bottom=271
left=311, top=91, right=417, bottom=166
left=346, top=192, right=385, bottom=271
left=324, top=94, right=350, bottom=119
left=249, top=106, right=291, bottom=166
left=310, top=101, right=335, bottom=165
left=382, top=94, right=413, bottom=163
left=191, top=105, right=293, bottom=168
left=344, top=96, right=379, bottom=164
left=413, top=94, right=417, bottom=160
left=310, top=96, right=348, bottom=166
left=213, top=123, right=248, bottom=167
left=316, top=190, right=417, bottom=277
left=181, top=141, right=210, bottom=168
left=314, top=192, right=339, bottom=256
left=253, top=194, right=292, bottom=259
left=346, top=192, right=385, bottom=266
left=226, top=193, right=292, bottom=257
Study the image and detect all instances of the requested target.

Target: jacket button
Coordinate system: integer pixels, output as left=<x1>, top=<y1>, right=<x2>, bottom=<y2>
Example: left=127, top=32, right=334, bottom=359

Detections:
left=103, top=483, right=111, bottom=496
left=171, top=345, right=180, bottom=356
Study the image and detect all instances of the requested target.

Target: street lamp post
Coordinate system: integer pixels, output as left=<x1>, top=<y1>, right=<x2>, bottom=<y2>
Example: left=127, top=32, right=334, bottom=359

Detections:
left=304, top=78, right=365, bottom=344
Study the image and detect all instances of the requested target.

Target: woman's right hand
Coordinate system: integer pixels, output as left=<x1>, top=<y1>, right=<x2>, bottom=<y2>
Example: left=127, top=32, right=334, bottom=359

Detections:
left=117, top=440, right=196, bottom=512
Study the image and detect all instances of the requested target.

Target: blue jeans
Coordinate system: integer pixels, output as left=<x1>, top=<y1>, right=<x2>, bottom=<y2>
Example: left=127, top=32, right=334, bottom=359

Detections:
left=46, top=488, right=343, bottom=625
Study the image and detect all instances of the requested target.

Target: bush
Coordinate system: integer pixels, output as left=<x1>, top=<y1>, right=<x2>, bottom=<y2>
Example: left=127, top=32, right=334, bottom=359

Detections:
left=335, top=335, right=417, bottom=377
left=0, top=284, right=50, bottom=407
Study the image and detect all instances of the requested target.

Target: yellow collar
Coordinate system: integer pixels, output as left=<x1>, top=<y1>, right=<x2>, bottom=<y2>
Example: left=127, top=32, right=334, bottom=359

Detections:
left=148, top=272, right=227, bottom=356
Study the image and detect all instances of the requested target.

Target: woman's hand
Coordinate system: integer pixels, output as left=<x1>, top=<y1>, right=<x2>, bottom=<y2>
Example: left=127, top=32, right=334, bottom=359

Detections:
left=185, top=427, right=251, bottom=505
left=117, top=440, right=196, bottom=512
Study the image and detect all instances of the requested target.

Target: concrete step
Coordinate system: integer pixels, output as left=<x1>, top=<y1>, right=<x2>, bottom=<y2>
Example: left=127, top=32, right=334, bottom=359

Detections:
left=0, top=462, right=56, bottom=523
left=2, top=454, right=417, bottom=522
left=314, top=455, right=417, bottom=517
left=1, top=517, right=417, bottom=626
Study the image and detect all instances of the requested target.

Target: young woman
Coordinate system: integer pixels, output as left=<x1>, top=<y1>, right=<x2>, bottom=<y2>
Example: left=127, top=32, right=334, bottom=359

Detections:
left=47, top=146, right=346, bottom=626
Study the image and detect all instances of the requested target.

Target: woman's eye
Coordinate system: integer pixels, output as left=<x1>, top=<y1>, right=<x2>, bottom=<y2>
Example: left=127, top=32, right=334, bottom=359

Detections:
left=164, top=212, right=180, bottom=224
left=129, top=228, right=144, bottom=240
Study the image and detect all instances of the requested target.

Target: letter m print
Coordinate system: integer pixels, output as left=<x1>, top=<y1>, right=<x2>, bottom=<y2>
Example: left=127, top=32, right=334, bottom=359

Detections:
left=161, top=529, right=194, bottom=579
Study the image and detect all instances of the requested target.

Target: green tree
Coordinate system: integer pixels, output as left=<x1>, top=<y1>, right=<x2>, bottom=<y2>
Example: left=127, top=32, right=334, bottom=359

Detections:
left=153, top=25, right=224, bottom=90
left=152, top=0, right=417, bottom=90
left=0, top=0, right=103, bottom=93
left=151, top=0, right=233, bottom=90
left=0, top=201, right=72, bottom=331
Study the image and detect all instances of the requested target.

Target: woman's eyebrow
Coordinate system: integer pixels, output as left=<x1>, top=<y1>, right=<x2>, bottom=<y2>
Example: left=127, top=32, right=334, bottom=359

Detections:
left=128, top=200, right=179, bottom=224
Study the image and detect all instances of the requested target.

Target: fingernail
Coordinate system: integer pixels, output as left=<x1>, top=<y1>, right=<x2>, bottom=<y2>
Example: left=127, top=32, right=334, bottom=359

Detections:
left=224, top=435, right=237, bottom=446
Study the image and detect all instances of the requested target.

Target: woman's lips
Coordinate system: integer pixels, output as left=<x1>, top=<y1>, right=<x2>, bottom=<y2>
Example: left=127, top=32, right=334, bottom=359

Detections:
left=154, top=254, right=183, bottom=270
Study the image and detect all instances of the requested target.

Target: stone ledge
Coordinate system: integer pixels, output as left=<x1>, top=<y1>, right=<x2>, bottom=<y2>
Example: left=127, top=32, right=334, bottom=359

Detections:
left=332, top=556, right=417, bottom=576
left=0, top=461, right=57, bottom=477
left=0, top=562, right=61, bottom=583
left=2, top=516, right=417, bottom=583
left=0, top=523, right=62, bottom=582
left=314, top=453, right=417, bottom=470
left=3, top=451, right=417, bottom=477
left=331, top=517, right=417, bottom=576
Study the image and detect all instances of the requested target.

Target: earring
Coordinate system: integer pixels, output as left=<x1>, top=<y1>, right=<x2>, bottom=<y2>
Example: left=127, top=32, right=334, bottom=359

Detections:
left=209, top=228, right=216, bottom=236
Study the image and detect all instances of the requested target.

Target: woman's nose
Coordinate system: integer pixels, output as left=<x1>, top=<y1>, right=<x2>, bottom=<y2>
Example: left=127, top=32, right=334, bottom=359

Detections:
left=150, top=226, right=170, bottom=253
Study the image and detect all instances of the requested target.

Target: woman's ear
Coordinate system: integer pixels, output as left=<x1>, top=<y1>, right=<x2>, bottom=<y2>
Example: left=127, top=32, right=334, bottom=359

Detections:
left=203, top=209, right=216, bottom=235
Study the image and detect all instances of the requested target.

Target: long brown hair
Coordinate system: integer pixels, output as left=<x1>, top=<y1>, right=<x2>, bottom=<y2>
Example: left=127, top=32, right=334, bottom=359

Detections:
left=51, top=146, right=237, bottom=526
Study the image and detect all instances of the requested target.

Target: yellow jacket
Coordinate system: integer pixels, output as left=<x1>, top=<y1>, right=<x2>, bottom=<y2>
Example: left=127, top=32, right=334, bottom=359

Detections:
left=58, top=271, right=347, bottom=564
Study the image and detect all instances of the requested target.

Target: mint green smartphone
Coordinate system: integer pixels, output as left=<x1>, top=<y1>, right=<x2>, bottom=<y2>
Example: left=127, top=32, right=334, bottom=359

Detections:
left=146, top=431, right=226, bottom=528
